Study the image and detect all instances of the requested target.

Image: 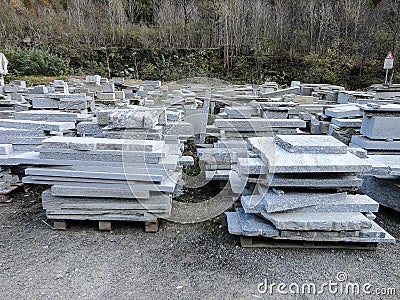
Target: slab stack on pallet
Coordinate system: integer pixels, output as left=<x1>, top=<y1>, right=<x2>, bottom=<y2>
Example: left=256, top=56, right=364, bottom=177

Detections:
left=226, top=135, right=395, bottom=248
left=26, top=88, right=94, bottom=113
left=22, top=136, right=182, bottom=232
left=348, top=104, right=400, bottom=212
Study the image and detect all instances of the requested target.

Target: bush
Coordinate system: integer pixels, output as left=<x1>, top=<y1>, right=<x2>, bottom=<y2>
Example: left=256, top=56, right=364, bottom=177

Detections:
left=0, top=46, right=70, bottom=77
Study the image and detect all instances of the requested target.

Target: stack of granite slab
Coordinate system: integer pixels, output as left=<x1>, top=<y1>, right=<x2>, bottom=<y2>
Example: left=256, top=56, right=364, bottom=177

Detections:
left=348, top=104, right=400, bottom=212
left=26, top=91, right=94, bottom=113
left=22, top=136, right=182, bottom=231
left=198, top=140, right=249, bottom=181
left=226, top=135, right=395, bottom=247
left=95, top=82, right=129, bottom=107
left=214, top=113, right=306, bottom=139
left=0, top=118, right=76, bottom=152
left=324, top=104, right=363, bottom=144
left=0, top=144, right=21, bottom=202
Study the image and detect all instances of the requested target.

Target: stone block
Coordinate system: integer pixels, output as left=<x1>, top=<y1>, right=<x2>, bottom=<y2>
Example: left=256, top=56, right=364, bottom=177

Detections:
left=97, top=92, right=115, bottom=100
left=332, top=118, right=362, bottom=128
left=325, top=105, right=362, bottom=118
left=275, top=135, right=348, bottom=154
left=351, top=135, right=400, bottom=151
left=361, top=116, right=400, bottom=140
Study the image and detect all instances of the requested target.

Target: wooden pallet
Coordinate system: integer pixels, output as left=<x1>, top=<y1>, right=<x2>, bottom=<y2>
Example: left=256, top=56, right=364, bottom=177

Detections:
left=51, top=219, right=160, bottom=233
left=240, top=236, right=378, bottom=251
left=0, top=183, right=23, bottom=203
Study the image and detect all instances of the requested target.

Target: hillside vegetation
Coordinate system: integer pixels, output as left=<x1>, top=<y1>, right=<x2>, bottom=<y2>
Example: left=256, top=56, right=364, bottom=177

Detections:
left=0, top=0, right=398, bottom=88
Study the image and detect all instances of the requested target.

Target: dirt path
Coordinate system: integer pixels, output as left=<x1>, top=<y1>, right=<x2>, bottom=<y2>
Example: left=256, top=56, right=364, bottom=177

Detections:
left=0, top=186, right=399, bottom=300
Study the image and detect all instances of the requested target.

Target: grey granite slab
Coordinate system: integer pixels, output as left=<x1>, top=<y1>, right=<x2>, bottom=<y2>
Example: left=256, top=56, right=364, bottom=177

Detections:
left=268, top=173, right=363, bottom=188
left=260, top=211, right=372, bottom=231
left=241, top=191, right=350, bottom=213
left=42, top=136, right=164, bottom=152
left=237, top=157, right=268, bottom=175
left=249, top=137, right=372, bottom=173
left=42, top=189, right=171, bottom=212
left=0, top=127, right=46, bottom=137
left=361, top=116, right=400, bottom=139
left=236, top=208, right=279, bottom=237
left=247, top=191, right=347, bottom=213
left=225, top=211, right=244, bottom=235
left=351, top=135, right=400, bottom=151
left=0, top=119, right=75, bottom=131
left=360, top=175, right=400, bottom=212
left=332, top=118, right=362, bottom=128
left=25, top=167, right=164, bottom=182
left=275, top=135, right=348, bottom=154
left=325, top=105, right=362, bottom=118
left=215, top=118, right=306, bottom=131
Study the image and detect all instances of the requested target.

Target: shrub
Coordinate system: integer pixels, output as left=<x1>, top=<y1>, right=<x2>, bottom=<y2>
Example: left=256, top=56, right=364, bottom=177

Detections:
left=0, top=46, right=70, bottom=77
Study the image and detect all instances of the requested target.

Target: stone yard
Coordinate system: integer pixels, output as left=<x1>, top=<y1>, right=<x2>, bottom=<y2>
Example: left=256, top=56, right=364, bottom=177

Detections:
left=0, top=78, right=400, bottom=298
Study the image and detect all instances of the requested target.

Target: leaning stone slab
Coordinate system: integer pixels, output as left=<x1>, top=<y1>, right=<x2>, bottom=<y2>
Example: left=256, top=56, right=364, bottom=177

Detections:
left=275, top=135, right=348, bottom=154
left=260, top=211, right=372, bottom=231
left=225, top=211, right=244, bottom=235
left=236, top=208, right=279, bottom=237
left=360, top=175, right=400, bottom=212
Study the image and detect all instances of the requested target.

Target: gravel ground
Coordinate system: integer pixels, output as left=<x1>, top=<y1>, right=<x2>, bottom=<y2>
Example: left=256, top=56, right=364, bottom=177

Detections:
left=0, top=185, right=399, bottom=300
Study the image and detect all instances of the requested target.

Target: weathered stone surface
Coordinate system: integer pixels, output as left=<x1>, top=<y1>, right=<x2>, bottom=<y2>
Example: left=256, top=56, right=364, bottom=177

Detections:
left=332, top=118, right=362, bottom=128
left=275, top=135, right=348, bottom=154
left=260, top=211, right=372, bottom=231
left=268, top=174, right=363, bottom=188
left=237, top=157, right=268, bottom=175
left=249, top=137, right=372, bottom=173
left=361, top=175, right=400, bottom=212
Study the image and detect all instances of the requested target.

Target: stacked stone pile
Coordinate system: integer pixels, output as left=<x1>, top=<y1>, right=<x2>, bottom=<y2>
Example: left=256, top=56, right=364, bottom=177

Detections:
left=226, top=135, right=395, bottom=246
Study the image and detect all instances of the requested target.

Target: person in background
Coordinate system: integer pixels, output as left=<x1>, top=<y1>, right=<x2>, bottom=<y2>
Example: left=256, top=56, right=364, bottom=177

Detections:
left=0, top=53, right=9, bottom=86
